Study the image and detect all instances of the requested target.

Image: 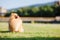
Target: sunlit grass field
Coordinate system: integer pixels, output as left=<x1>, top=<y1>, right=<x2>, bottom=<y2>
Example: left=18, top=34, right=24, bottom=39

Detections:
left=0, top=22, right=60, bottom=40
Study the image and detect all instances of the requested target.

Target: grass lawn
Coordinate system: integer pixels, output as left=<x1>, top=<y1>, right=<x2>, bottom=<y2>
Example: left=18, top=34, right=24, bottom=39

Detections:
left=0, top=22, right=60, bottom=40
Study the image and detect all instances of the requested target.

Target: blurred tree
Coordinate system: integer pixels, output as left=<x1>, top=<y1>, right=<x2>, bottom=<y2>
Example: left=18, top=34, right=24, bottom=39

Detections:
left=5, top=2, right=59, bottom=17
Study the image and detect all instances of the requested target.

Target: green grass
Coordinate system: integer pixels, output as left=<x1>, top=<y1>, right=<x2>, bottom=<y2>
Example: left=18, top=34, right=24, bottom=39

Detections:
left=0, top=22, right=60, bottom=40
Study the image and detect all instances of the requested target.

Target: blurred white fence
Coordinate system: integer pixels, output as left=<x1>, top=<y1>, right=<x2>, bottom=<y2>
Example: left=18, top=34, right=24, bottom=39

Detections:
left=0, top=17, right=55, bottom=22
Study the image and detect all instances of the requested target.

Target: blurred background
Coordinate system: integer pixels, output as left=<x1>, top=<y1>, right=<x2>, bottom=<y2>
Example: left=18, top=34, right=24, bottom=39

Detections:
left=0, top=0, right=60, bottom=23
left=0, top=0, right=60, bottom=39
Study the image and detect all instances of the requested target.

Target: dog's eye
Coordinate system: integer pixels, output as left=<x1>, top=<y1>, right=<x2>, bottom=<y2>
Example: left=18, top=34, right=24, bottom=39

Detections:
left=15, top=16, right=18, bottom=19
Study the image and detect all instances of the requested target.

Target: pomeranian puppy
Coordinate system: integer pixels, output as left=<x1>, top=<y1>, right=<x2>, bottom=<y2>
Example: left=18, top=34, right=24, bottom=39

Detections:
left=9, top=13, right=24, bottom=32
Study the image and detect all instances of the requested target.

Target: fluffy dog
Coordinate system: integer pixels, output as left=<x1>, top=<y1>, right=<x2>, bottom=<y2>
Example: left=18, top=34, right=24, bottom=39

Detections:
left=9, top=13, right=24, bottom=32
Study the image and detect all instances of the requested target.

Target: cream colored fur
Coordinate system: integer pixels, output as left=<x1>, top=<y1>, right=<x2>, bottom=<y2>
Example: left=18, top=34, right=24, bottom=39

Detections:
left=9, top=13, right=24, bottom=32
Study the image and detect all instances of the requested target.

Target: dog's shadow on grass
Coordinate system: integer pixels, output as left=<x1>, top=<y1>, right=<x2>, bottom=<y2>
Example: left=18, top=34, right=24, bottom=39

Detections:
left=0, top=31, right=10, bottom=33
left=0, top=31, right=21, bottom=33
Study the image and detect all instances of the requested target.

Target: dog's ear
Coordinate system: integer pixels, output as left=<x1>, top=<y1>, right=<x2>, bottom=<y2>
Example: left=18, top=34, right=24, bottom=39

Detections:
left=10, top=13, right=14, bottom=16
left=11, top=13, right=15, bottom=15
left=11, top=13, right=14, bottom=15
